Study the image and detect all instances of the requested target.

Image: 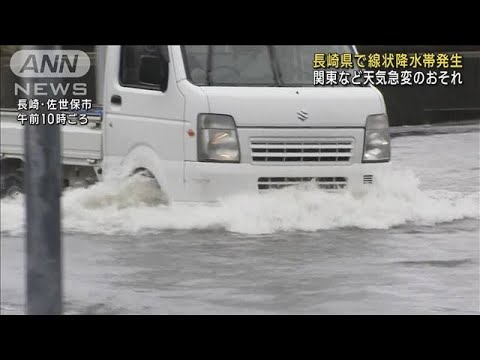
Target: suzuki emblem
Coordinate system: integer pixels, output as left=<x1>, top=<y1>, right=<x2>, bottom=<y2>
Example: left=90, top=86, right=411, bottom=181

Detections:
left=297, top=110, right=309, bottom=121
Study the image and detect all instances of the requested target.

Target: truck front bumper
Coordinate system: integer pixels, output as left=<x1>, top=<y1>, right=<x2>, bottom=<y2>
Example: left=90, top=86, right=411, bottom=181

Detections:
left=179, top=161, right=390, bottom=203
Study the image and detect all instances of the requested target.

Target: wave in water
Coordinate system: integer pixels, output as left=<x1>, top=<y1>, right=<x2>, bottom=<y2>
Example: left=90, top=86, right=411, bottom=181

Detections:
left=1, top=168, right=478, bottom=235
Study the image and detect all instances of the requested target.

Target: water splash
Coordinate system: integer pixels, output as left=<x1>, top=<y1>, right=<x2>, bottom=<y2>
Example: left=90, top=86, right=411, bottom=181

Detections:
left=1, top=168, right=478, bottom=235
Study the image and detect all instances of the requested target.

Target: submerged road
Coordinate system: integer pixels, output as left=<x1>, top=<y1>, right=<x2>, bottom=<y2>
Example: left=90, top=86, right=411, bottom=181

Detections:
left=1, top=122, right=479, bottom=314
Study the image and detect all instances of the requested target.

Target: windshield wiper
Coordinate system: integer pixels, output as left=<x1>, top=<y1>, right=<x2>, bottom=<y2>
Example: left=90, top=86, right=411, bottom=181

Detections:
left=268, top=46, right=284, bottom=86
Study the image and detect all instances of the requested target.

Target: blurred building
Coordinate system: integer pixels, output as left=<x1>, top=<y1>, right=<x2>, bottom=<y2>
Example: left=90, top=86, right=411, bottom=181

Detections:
left=356, top=45, right=480, bottom=126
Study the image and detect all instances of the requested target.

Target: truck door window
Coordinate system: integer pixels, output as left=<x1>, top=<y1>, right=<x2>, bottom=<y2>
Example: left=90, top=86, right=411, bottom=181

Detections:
left=120, top=45, right=169, bottom=91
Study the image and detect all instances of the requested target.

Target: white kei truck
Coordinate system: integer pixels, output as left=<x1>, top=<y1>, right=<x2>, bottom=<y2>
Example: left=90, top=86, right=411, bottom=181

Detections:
left=0, top=45, right=391, bottom=202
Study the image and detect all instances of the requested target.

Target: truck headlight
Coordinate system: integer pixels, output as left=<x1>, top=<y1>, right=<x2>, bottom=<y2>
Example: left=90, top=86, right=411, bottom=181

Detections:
left=198, top=114, right=240, bottom=162
left=363, top=114, right=391, bottom=162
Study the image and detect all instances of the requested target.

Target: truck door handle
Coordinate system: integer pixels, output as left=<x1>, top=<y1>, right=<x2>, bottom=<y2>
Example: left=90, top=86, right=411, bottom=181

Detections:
left=111, top=95, right=122, bottom=105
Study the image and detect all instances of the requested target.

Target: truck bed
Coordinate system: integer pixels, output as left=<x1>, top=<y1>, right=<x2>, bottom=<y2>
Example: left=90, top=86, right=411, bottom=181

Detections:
left=0, top=108, right=103, bottom=166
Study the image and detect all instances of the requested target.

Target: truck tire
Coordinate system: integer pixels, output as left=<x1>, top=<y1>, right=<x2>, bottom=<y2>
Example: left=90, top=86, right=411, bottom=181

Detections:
left=1, top=172, right=24, bottom=199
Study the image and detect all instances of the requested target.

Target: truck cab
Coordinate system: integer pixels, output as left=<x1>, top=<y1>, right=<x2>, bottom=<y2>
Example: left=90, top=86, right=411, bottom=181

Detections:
left=1, top=45, right=391, bottom=202
left=102, top=45, right=390, bottom=202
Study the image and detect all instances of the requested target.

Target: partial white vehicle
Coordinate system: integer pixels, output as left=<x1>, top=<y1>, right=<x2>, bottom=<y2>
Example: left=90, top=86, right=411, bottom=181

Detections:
left=1, top=45, right=391, bottom=201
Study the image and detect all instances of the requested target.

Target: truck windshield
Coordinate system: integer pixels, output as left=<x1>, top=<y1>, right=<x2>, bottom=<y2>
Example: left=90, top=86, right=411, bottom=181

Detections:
left=182, top=45, right=355, bottom=87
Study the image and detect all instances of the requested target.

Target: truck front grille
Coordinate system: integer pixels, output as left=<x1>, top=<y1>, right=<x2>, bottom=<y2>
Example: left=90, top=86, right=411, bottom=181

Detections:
left=258, top=177, right=348, bottom=190
left=250, top=138, right=354, bottom=164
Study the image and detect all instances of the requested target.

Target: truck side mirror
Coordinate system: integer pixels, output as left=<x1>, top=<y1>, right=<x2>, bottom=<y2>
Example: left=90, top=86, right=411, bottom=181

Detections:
left=139, top=55, right=168, bottom=92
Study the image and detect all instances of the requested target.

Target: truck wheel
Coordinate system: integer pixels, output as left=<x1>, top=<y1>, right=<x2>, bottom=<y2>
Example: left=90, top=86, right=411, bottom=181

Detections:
left=1, top=173, right=24, bottom=199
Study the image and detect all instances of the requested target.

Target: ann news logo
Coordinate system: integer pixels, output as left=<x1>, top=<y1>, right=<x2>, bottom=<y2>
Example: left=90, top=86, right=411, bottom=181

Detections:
left=9, top=49, right=90, bottom=97
left=10, top=50, right=90, bottom=78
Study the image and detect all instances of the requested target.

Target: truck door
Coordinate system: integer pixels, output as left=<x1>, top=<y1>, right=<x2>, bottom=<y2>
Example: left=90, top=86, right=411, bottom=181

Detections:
left=103, top=45, right=185, bottom=191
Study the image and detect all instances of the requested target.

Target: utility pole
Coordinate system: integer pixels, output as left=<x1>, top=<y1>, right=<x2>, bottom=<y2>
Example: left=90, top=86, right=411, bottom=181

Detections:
left=24, top=45, right=63, bottom=314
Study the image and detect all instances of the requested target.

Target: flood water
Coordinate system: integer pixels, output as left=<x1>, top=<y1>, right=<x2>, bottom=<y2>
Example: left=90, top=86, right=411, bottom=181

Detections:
left=1, top=122, right=479, bottom=314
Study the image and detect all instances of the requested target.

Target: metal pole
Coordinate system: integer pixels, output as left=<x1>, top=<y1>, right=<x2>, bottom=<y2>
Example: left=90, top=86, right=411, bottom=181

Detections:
left=24, top=45, right=63, bottom=315
left=95, top=46, right=106, bottom=106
